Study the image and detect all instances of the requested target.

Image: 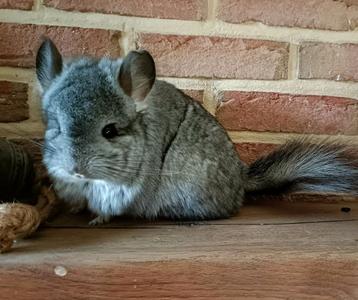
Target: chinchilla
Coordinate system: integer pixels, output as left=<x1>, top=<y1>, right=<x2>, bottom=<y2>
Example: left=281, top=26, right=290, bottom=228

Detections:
left=36, top=39, right=358, bottom=225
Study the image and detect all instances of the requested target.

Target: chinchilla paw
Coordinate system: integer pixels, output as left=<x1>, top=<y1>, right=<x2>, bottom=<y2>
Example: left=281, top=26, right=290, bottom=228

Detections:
left=88, top=215, right=111, bottom=226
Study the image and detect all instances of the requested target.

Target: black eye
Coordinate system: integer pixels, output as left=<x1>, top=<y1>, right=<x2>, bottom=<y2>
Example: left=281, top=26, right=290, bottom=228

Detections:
left=102, top=123, right=118, bottom=139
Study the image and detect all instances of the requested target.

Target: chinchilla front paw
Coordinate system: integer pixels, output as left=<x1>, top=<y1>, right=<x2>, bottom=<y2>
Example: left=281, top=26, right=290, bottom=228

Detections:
left=88, top=215, right=111, bottom=226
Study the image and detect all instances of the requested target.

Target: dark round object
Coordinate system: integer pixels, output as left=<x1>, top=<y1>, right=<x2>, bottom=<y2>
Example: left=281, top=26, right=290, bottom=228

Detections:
left=102, top=123, right=118, bottom=139
left=341, top=207, right=351, bottom=213
left=0, top=139, right=35, bottom=201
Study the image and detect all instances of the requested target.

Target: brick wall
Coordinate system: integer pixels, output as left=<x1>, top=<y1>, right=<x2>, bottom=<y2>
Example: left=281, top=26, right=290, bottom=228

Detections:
left=0, top=0, right=357, bottom=168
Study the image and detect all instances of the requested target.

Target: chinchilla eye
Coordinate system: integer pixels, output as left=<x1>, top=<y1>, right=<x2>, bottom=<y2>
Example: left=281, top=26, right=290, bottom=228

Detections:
left=102, top=123, right=119, bottom=139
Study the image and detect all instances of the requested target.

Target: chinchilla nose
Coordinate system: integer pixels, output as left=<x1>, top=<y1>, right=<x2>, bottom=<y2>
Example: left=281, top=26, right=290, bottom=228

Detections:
left=73, top=166, right=85, bottom=179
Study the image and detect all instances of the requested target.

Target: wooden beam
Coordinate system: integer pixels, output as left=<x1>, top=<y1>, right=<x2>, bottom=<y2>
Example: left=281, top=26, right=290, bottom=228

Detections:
left=1, top=199, right=357, bottom=299
left=1, top=258, right=358, bottom=299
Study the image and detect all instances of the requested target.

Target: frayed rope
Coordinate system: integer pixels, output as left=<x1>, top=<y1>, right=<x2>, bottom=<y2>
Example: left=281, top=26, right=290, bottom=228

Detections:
left=0, top=186, right=58, bottom=253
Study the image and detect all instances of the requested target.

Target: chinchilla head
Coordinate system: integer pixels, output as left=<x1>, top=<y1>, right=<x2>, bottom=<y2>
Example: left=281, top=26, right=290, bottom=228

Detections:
left=36, top=38, right=156, bottom=184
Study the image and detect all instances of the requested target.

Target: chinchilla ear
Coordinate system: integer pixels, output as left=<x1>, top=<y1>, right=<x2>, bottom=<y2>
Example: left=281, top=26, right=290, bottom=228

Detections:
left=36, top=38, right=63, bottom=92
left=118, top=50, right=156, bottom=105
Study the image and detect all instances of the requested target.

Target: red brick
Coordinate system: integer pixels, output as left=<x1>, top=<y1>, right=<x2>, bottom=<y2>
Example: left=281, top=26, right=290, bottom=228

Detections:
left=44, top=0, right=207, bottom=21
left=182, top=89, right=204, bottom=103
left=235, top=143, right=278, bottom=164
left=216, top=91, right=358, bottom=135
left=0, top=23, right=121, bottom=67
left=0, top=81, right=29, bottom=122
left=299, top=43, right=358, bottom=82
left=218, top=0, right=358, bottom=31
left=0, top=0, right=33, bottom=10
left=137, top=34, right=288, bottom=80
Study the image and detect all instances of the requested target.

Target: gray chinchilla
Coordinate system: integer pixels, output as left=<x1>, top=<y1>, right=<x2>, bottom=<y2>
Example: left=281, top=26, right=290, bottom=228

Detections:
left=36, top=39, right=358, bottom=225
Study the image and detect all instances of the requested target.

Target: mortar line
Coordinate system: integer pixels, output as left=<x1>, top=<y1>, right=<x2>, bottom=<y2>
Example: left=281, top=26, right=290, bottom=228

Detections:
left=0, top=67, right=35, bottom=83
left=0, top=8, right=358, bottom=44
left=27, top=83, right=43, bottom=122
left=0, top=121, right=44, bottom=139
left=119, top=30, right=136, bottom=56
left=207, top=0, right=218, bottom=22
left=0, top=67, right=357, bottom=100
left=202, top=83, right=218, bottom=115
left=288, top=44, right=299, bottom=80
left=162, top=77, right=358, bottom=100
left=228, top=131, right=358, bottom=145
left=1, top=122, right=357, bottom=145
left=33, top=0, right=43, bottom=11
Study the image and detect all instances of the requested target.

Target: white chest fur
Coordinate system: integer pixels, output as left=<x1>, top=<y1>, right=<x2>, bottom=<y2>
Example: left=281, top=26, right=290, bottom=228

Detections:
left=85, top=179, right=138, bottom=216
left=54, top=176, right=138, bottom=217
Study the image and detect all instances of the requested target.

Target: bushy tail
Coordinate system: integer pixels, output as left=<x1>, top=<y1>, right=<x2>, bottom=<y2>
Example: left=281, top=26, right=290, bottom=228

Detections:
left=245, top=139, right=358, bottom=196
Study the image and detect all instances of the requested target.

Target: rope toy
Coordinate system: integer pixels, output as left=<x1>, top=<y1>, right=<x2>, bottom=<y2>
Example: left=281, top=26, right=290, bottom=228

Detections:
left=0, top=185, right=58, bottom=253
left=0, top=139, right=59, bottom=253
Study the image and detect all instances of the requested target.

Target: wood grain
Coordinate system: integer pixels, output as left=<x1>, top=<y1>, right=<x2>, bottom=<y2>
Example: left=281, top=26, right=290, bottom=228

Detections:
left=1, top=200, right=358, bottom=299
left=1, top=259, right=358, bottom=299
left=47, top=197, right=358, bottom=227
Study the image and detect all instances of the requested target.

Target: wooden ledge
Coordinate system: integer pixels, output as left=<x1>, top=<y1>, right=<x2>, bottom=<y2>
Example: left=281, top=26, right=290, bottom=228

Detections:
left=1, top=198, right=358, bottom=299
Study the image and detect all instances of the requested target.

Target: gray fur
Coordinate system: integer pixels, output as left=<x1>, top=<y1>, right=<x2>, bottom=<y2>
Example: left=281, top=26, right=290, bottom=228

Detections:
left=36, top=39, right=358, bottom=224
left=245, top=140, right=358, bottom=195
left=36, top=39, right=63, bottom=92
